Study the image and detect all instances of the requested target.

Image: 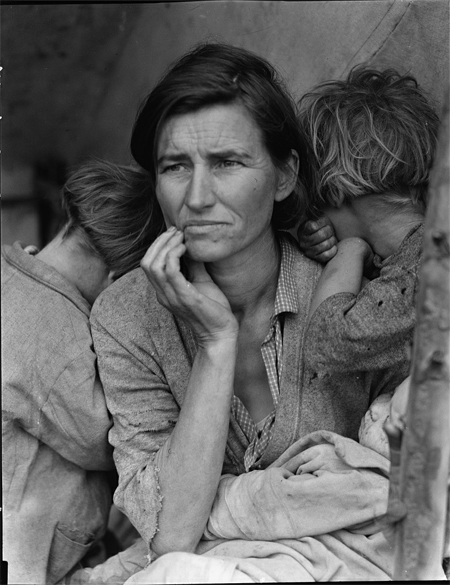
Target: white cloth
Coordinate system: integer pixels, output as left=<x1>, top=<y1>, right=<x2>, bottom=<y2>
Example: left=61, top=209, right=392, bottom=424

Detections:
left=123, top=431, right=408, bottom=582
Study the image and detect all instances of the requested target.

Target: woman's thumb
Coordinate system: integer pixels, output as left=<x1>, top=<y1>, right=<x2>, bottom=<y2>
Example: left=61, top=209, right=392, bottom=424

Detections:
left=186, top=260, right=210, bottom=283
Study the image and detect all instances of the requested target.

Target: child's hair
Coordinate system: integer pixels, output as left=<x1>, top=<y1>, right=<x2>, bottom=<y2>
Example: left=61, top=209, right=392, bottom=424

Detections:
left=61, top=159, right=164, bottom=278
left=298, top=66, right=440, bottom=218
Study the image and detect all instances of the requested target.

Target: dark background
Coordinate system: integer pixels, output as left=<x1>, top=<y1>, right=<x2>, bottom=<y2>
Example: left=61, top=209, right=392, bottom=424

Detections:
left=2, top=0, right=448, bottom=248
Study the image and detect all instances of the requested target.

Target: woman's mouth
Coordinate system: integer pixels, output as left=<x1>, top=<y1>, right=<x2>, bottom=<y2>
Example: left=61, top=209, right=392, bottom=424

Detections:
left=183, top=222, right=225, bottom=235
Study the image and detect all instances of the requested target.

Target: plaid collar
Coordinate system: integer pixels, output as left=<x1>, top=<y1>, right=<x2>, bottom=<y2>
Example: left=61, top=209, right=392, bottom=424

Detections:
left=273, top=235, right=299, bottom=317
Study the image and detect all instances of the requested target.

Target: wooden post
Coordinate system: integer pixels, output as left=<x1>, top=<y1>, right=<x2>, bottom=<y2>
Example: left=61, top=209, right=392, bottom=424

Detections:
left=393, top=93, right=450, bottom=580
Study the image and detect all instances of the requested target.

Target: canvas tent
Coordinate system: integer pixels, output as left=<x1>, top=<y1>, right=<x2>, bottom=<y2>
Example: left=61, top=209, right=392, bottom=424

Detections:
left=2, top=0, right=449, bottom=176
left=2, top=0, right=449, bottom=580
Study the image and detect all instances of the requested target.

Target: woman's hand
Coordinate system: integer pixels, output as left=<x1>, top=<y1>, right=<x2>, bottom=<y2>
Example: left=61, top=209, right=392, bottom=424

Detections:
left=141, top=227, right=238, bottom=344
left=298, top=216, right=338, bottom=263
left=140, top=227, right=238, bottom=555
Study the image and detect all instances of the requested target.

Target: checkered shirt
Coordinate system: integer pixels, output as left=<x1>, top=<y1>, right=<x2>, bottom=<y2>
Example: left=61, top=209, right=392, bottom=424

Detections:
left=231, top=237, right=299, bottom=471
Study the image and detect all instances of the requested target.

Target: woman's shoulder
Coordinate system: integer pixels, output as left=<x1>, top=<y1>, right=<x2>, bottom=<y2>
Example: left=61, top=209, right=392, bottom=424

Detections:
left=279, top=232, right=323, bottom=287
left=92, top=267, right=158, bottom=323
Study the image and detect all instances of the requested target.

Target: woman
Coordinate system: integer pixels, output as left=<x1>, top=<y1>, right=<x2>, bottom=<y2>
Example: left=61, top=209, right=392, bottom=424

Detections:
left=2, top=160, right=160, bottom=585
left=90, top=43, right=406, bottom=581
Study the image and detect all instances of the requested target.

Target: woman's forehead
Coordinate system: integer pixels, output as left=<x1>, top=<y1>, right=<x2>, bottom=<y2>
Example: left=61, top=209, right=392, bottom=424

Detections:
left=157, top=103, right=265, bottom=157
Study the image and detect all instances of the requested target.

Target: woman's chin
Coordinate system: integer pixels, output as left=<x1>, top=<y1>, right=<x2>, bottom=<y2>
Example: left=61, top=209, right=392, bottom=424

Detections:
left=184, top=241, right=228, bottom=263
left=184, top=248, right=221, bottom=263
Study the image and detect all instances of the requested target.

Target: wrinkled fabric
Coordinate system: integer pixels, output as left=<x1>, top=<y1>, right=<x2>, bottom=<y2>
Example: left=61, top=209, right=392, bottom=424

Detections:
left=118, top=432, right=409, bottom=583
left=64, top=433, right=447, bottom=583
left=61, top=539, right=149, bottom=585
left=90, top=235, right=406, bottom=546
left=63, top=432, right=394, bottom=583
left=2, top=243, right=114, bottom=585
left=204, top=431, right=390, bottom=542
left=305, top=225, right=422, bottom=374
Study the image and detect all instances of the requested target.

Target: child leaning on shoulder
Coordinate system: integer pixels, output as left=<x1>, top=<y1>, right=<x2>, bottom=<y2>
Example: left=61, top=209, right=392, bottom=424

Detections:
left=297, top=66, right=439, bottom=392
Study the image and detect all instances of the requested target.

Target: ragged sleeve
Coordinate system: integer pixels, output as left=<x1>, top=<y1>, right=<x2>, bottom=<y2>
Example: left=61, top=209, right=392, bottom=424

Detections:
left=90, top=287, right=181, bottom=545
left=304, top=262, right=418, bottom=373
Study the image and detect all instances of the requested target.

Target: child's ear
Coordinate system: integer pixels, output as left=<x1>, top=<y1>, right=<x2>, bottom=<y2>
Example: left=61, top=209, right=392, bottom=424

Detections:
left=107, top=270, right=117, bottom=285
left=275, top=149, right=299, bottom=202
left=332, top=192, right=346, bottom=208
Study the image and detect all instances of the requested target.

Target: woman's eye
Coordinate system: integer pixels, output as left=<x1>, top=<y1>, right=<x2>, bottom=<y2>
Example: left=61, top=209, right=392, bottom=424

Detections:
left=219, top=160, right=241, bottom=168
left=163, top=164, right=185, bottom=173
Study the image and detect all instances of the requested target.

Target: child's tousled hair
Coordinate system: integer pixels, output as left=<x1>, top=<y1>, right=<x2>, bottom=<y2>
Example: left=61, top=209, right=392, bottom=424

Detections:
left=62, top=159, right=164, bottom=279
left=298, top=66, right=440, bottom=218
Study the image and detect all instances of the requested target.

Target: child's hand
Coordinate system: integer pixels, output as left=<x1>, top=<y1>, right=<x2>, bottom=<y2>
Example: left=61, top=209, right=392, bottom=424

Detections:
left=383, top=376, right=410, bottom=466
left=297, top=216, right=337, bottom=263
left=358, top=393, right=391, bottom=458
left=389, top=376, right=410, bottom=431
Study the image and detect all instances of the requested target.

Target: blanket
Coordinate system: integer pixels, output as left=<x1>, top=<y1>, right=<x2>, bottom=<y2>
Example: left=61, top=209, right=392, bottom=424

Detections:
left=124, top=431, right=396, bottom=583
left=66, top=430, right=447, bottom=583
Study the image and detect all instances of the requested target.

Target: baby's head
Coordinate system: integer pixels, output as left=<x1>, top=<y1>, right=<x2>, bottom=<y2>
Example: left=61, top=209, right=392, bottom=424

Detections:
left=298, top=66, right=439, bottom=220
left=359, top=393, right=392, bottom=458
left=359, top=377, right=411, bottom=458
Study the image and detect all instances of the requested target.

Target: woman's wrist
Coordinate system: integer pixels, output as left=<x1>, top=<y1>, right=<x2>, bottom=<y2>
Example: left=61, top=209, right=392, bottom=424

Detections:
left=196, top=331, right=239, bottom=356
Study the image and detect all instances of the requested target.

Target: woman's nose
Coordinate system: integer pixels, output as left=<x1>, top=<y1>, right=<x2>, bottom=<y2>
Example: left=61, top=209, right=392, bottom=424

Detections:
left=184, top=166, right=215, bottom=211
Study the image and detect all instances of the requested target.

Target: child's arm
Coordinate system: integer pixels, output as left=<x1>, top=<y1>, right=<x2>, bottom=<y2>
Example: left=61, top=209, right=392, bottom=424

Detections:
left=304, top=233, right=419, bottom=373
left=307, top=237, right=373, bottom=325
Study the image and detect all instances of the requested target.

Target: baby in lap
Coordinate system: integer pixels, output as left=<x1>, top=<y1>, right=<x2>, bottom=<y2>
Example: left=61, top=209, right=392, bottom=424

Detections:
left=359, top=377, right=410, bottom=458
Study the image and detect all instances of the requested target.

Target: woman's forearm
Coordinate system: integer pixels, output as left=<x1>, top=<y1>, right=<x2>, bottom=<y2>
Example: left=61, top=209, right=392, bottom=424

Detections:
left=150, top=336, right=237, bottom=556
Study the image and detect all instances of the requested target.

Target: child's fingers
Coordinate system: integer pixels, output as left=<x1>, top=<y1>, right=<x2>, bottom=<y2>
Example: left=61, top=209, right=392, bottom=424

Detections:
left=299, top=224, right=335, bottom=245
left=300, top=216, right=333, bottom=237
left=301, top=239, right=338, bottom=263
left=309, top=236, right=338, bottom=255
left=313, top=245, right=338, bottom=263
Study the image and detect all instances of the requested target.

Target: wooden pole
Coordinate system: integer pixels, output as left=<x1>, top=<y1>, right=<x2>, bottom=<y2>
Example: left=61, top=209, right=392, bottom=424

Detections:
left=393, top=93, right=450, bottom=580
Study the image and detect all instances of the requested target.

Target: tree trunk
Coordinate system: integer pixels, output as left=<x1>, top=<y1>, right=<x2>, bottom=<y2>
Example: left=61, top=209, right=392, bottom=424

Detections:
left=393, top=93, right=450, bottom=580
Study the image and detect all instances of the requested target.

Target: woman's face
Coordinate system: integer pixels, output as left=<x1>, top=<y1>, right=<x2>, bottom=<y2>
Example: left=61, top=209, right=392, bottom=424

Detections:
left=155, top=103, right=294, bottom=264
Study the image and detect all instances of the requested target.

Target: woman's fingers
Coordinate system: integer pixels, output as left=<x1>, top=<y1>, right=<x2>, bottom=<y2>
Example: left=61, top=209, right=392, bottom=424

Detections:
left=140, top=227, right=237, bottom=340
left=140, top=228, right=189, bottom=307
left=164, top=241, right=187, bottom=279
left=142, top=229, right=185, bottom=277
left=141, top=226, right=180, bottom=270
left=186, top=260, right=212, bottom=284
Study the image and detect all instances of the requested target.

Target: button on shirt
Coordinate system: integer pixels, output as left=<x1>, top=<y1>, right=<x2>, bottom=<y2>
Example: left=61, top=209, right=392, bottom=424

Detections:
left=231, top=237, right=299, bottom=471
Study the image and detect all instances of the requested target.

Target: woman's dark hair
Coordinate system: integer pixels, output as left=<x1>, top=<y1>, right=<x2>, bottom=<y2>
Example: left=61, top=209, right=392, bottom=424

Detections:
left=62, top=159, right=164, bottom=278
left=131, top=42, right=309, bottom=230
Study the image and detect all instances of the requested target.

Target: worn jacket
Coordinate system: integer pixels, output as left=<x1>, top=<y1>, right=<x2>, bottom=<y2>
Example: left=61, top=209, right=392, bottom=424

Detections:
left=90, top=236, right=407, bottom=546
left=305, top=224, right=423, bottom=372
left=2, top=243, right=114, bottom=585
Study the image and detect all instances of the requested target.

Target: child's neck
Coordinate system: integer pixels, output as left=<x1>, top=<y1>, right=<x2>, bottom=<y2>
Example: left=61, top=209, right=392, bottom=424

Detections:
left=36, top=230, right=112, bottom=305
left=352, top=196, right=424, bottom=260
